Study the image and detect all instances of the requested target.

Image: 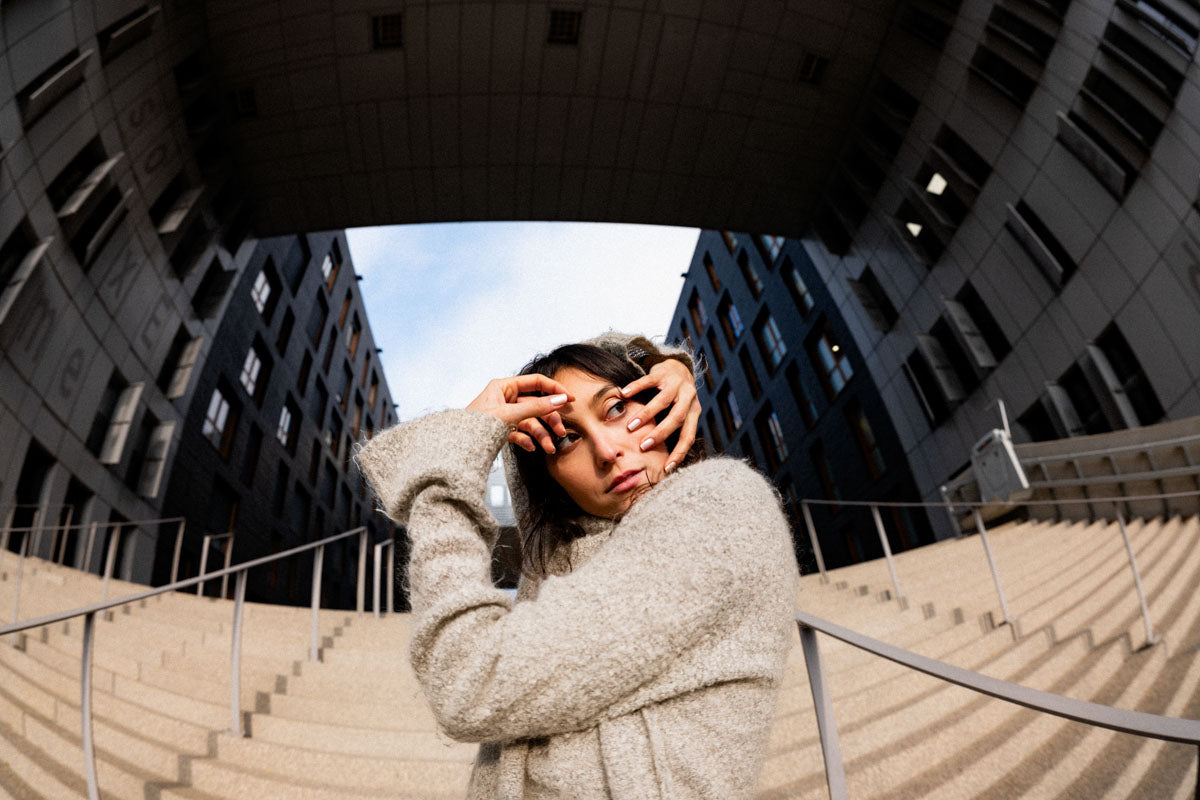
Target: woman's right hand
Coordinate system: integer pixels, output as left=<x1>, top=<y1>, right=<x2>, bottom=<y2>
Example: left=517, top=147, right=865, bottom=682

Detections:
left=466, top=375, right=575, bottom=454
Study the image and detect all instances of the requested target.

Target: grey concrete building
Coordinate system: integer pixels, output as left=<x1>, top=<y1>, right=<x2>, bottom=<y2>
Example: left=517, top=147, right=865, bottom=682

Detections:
left=0, top=2, right=398, bottom=608
left=667, top=230, right=933, bottom=571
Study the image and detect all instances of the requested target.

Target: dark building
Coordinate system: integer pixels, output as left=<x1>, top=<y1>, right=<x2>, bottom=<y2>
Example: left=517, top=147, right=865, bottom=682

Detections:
left=158, top=231, right=401, bottom=609
left=667, top=230, right=932, bottom=572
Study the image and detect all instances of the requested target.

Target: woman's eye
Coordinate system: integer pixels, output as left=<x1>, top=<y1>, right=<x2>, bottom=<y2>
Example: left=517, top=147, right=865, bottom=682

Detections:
left=554, top=431, right=579, bottom=450
left=605, top=400, right=627, bottom=420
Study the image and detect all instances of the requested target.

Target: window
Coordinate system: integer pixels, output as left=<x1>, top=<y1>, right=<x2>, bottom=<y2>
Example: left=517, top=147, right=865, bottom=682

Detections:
left=371, top=13, right=403, bottom=48
left=0, top=221, right=49, bottom=328
left=297, top=352, right=312, bottom=396
left=368, top=373, right=379, bottom=410
left=46, top=137, right=126, bottom=269
left=547, top=9, right=582, bottom=44
left=96, top=380, right=145, bottom=468
left=969, top=44, right=1037, bottom=108
left=784, top=258, right=815, bottom=315
left=757, top=235, right=785, bottom=264
left=240, top=424, right=263, bottom=487
left=1122, top=0, right=1198, bottom=56
left=703, top=253, right=721, bottom=291
left=1006, top=199, right=1077, bottom=287
left=203, top=386, right=237, bottom=457
left=807, top=324, right=853, bottom=397
left=901, top=348, right=953, bottom=427
left=277, top=397, right=300, bottom=454
left=929, top=318, right=980, bottom=396
left=310, top=378, right=328, bottom=427
left=705, top=410, right=723, bottom=451
left=17, top=48, right=90, bottom=127
left=138, top=421, right=176, bottom=498
left=755, top=406, right=789, bottom=471
left=698, top=348, right=714, bottom=392
left=321, top=240, right=343, bottom=291
left=678, top=318, right=694, bottom=351
left=785, top=362, right=818, bottom=428
left=810, top=440, right=841, bottom=510
left=251, top=260, right=280, bottom=319
left=1093, top=323, right=1163, bottom=426
left=346, top=315, right=362, bottom=359
left=718, top=296, right=744, bottom=345
left=753, top=310, right=788, bottom=373
left=721, top=231, right=739, bottom=253
left=739, top=348, right=762, bottom=399
left=718, top=384, right=742, bottom=438
left=688, top=290, right=708, bottom=330
left=275, top=308, right=295, bottom=356
left=896, top=199, right=946, bottom=266
left=738, top=251, right=764, bottom=297
left=160, top=329, right=204, bottom=399
left=192, top=258, right=236, bottom=319
left=353, top=394, right=364, bottom=439
left=848, top=266, right=897, bottom=332
left=239, top=346, right=263, bottom=400
left=283, top=236, right=310, bottom=293
left=338, top=291, right=352, bottom=327
left=1059, top=363, right=1112, bottom=435
left=953, top=282, right=1011, bottom=363
left=706, top=329, right=725, bottom=371
left=309, top=291, right=328, bottom=347
left=847, top=402, right=885, bottom=478
left=322, top=325, right=337, bottom=373
left=340, top=363, right=353, bottom=412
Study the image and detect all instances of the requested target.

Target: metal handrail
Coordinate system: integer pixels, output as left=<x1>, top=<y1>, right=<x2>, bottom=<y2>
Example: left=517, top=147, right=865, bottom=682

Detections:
left=795, top=609, right=1200, bottom=800
left=0, top=523, right=389, bottom=800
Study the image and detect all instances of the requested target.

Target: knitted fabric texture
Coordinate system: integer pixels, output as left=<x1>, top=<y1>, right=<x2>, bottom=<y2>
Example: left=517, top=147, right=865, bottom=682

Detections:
left=357, top=405, right=798, bottom=798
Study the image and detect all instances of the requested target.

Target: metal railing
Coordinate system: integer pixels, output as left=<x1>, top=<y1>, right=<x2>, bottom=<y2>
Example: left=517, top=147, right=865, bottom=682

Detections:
left=0, top=523, right=395, bottom=800
left=797, top=489, right=1200, bottom=650
left=796, top=609, right=1200, bottom=800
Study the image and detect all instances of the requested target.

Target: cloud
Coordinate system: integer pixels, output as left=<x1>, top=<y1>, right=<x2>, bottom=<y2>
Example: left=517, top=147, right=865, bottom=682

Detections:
left=346, top=222, right=700, bottom=421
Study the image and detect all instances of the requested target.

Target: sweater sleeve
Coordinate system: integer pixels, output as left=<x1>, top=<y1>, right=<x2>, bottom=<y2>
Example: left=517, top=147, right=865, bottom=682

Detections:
left=357, top=411, right=774, bottom=743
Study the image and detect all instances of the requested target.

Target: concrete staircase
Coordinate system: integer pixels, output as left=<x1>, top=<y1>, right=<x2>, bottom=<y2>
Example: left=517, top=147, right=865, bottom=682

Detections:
left=1, top=514, right=1198, bottom=798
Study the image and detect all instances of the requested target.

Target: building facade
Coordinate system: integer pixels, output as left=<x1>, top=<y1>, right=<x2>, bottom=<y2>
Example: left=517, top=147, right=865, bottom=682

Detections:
left=667, top=231, right=933, bottom=572
left=788, top=0, right=1200, bottom=539
left=0, top=1, right=399, bottom=609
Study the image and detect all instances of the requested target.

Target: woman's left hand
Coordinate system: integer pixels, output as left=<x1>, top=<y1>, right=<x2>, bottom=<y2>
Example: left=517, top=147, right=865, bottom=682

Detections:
left=618, top=359, right=701, bottom=473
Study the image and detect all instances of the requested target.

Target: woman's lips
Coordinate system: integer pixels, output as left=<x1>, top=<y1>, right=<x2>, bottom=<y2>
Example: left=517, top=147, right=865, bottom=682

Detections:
left=608, top=469, right=644, bottom=493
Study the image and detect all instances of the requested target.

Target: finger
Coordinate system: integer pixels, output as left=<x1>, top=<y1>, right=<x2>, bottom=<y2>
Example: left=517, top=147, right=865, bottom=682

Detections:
left=517, top=418, right=556, bottom=454
left=626, top=390, right=675, bottom=433
left=619, top=373, right=659, bottom=397
left=507, top=429, right=538, bottom=453
left=542, top=410, right=566, bottom=438
left=641, top=398, right=689, bottom=450
left=509, top=393, right=570, bottom=423
left=665, top=406, right=700, bottom=472
left=504, top=373, right=575, bottom=401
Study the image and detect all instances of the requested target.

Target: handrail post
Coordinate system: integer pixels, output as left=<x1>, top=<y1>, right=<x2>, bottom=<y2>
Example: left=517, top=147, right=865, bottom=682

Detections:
left=9, top=532, right=27, bottom=644
left=386, top=539, right=395, bottom=614
left=84, top=521, right=98, bottom=574
left=309, top=544, right=325, bottom=662
left=170, top=519, right=185, bottom=585
left=220, top=532, right=234, bottom=600
left=940, top=485, right=962, bottom=538
left=30, top=507, right=44, bottom=562
left=801, top=501, right=829, bottom=584
left=356, top=528, right=368, bottom=616
left=972, top=509, right=1013, bottom=626
left=1113, top=503, right=1157, bottom=648
left=56, top=506, right=74, bottom=564
left=81, top=611, right=100, bottom=800
left=229, top=569, right=247, bottom=736
left=798, top=622, right=848, bottom=800
left=197, top=533, right=211, bottom=597
left=373, top=540, right=384, bottom=618
left=871, top=504, right=905, bottom=602
left=102, top=523, right=122, bottom=601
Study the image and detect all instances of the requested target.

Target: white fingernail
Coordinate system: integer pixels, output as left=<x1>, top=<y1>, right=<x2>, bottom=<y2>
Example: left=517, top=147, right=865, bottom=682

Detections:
left=627, top=418, right=642, bottom=432
left=549, top=394, right=568, bottom=405
left=640, top=437, right=654, bottom=451
left=665, top=461, right=676, bottom=473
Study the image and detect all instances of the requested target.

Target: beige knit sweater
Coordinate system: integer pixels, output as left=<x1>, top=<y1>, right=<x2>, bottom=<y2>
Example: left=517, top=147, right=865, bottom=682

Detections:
left=357, top=370, right=798, bottom=799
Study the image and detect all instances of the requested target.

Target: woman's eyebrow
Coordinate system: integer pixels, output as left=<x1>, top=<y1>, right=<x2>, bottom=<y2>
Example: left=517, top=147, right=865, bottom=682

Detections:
left=589, top=384, right=619, bottom=407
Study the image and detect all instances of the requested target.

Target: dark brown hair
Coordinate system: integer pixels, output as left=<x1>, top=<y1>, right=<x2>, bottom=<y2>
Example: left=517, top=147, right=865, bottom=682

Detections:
left=511, top=343, right=705, bottom=579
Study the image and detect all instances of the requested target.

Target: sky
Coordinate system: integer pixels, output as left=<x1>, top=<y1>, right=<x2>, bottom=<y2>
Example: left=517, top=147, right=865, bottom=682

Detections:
left=345, top=222, right=701, bottom=422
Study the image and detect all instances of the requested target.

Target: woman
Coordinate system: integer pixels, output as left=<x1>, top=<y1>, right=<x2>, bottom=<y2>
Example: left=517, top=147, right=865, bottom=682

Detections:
left=357, top=333, right=798, bottom=798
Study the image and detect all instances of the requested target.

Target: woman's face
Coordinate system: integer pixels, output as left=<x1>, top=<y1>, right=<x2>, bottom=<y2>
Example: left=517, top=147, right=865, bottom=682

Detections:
left=544, top=367, right=670, bottom=518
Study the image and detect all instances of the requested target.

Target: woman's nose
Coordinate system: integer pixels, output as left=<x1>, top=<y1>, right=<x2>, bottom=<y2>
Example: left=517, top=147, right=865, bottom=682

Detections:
left=593, top=431, right=623, bottom=466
